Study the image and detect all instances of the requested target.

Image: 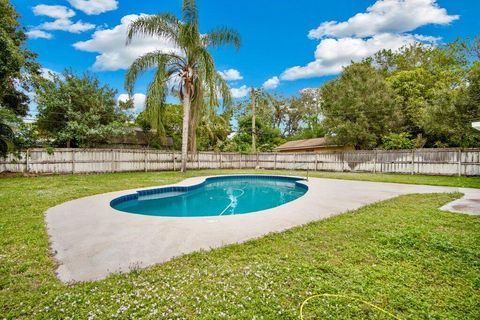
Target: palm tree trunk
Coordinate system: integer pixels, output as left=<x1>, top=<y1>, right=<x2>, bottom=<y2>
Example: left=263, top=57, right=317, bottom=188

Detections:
left=181, top=90, right=191, bottom=172
left=251, top=88, right=256, bottom=153
left=188, top=102, right=199, bottom=153
left=188, top=88, right=203, bottom=154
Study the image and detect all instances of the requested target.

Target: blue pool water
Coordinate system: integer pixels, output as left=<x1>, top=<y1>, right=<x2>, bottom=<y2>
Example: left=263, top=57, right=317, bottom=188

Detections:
left=111, top=175, right=308, bottom=217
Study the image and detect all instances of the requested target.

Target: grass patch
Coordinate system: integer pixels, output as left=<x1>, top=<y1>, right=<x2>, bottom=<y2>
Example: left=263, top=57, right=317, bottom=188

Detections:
left=1, top=170, right=479, bottom=318
left=305, top=171, right=480, bottom=188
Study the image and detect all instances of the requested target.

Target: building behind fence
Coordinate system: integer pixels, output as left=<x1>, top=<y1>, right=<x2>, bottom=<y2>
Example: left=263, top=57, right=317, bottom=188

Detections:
left=1, top=148, right=479, bottom=176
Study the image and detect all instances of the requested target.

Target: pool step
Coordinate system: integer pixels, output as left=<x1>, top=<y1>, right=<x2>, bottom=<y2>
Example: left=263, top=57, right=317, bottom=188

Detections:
left=138, top=191, right=186, bottom=201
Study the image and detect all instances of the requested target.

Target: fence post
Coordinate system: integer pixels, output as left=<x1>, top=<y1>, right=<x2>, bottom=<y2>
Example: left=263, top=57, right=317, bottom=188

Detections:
left=172, top=151, right=176, bottom=171
left=25, top=148, right=30, bottom=173
left=373, top=150, right=377, bottom=174
left=256, top=153, right=259, bottom=168
left=457, top=149, right=462, bottom=176
left=411, top=149, right=415, bottom=175
left=274, top=153, right=277, bottom=170
left=111, top=149, right=115, bottom=173
left=144, top=149, right=147, bottom=172
left=314, top=153, right=318, bottom=171
left=71, top=149, right=75, bottom=174
left=219, top=152, right=222, bottom=169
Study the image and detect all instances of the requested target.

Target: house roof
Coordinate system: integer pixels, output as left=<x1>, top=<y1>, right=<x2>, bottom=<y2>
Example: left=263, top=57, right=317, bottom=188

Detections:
left=275, top=137, right=339, bottom=151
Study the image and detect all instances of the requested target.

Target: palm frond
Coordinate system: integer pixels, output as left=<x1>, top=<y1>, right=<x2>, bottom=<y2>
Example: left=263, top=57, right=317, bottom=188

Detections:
left=215, top=72, right=232, bottom=107
left=145, top=67, right=170, bottom=136
left=124, top=51, right=184, bottom=95
left=193, top=46, right=217, bottom=105
left=126, top=14, right=180, bottom=45
left=179, top=23, right=202, bottom=53
left=204, top=27, right=241, bottom=50
left=182, top=0, right=198, bottom=24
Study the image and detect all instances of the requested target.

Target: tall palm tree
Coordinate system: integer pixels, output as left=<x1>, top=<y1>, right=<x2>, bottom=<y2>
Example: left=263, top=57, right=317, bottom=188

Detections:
left=125, top=0, right=240, bottom=172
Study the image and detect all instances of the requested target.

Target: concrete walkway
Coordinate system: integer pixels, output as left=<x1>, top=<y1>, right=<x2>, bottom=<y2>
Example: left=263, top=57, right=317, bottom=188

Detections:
left=45, top=175, right=480, bottom=283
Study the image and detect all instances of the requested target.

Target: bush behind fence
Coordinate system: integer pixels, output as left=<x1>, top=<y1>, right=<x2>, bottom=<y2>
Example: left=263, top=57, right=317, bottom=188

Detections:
left=1, top=148, right=480, bottom=176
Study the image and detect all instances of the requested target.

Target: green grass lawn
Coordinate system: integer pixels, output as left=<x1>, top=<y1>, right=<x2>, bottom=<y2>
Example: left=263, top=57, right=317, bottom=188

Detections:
left=1, top=170, right=479, bottom=319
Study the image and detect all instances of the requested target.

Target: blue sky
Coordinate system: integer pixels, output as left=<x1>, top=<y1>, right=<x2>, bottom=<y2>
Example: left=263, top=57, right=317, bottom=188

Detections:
left=11, top=0, right=480, bottom=115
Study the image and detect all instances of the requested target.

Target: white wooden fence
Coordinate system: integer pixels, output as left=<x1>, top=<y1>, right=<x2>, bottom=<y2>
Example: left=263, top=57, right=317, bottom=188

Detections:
left=1, top=148, right=479, bottom=176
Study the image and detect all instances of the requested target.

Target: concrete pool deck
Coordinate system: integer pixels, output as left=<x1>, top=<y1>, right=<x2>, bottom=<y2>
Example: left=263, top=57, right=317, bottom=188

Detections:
left=45, top=175, right=480, bottom=283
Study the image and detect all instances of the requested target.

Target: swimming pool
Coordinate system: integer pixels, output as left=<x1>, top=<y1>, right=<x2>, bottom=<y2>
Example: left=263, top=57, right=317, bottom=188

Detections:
left=111, top=175, right=308, bottom=217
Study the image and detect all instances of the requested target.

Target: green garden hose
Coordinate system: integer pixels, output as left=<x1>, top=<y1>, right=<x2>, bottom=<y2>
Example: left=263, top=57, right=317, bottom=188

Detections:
left=300, top=293, right=402, bottom=320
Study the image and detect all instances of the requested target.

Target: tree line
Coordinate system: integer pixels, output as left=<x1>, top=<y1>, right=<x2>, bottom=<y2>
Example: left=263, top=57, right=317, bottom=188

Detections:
left=321, top=41, right=480, bottom=150
left=1, top=0, right=479, bottom=171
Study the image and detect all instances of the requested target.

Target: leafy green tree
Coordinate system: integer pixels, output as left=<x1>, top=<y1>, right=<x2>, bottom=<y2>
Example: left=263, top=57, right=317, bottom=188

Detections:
left=35, top=70, right=127, bottom=147
left=12, top=122, right=38, bottom=149
left=125, top=0, right=240, bottom=171
left=234, top=89, right=313, bottom=139
left=374, top=42, right=468, bottom=78
left=137, top=103, right=231, bottom=151
left=320, top=63, right=400, bottom=149
left=320, top=41, right=479, bottom=150
left=381, top=132, right=415, bottom=150
left=290, top=89, right=324, bottom=139
left=196, top=107, right=232, bottom=151
left=138, top=104, right=232, bottom=151
left=225, top=115, right=284, bottom=152
left=162, top=105, right=184, bottom=149
left=283, top=93, right=322, bottom=137
left=387, top=68, right=432, bottom=135
left=0, top=113, right=14, bottom=157
left=234, top=88, right=275, bottom=151
left=0, top=107, right=38, bottom=155
left=0, top=0, right=39, bottom=116
left=421, top=61, right=480, bottom=147
left=135, top=110, right=164, bottom=149
left=137, top=104, right=183, bottom=149
left=375, top=42, right=470, bottom=146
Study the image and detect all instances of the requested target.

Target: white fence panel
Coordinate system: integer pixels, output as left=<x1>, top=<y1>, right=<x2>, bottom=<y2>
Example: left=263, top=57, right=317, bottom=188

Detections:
left=1, top=147, right=479, bottom=176
left=415, top=149, right=459, bottom=176
left=463, top=149, right=480, bottom=176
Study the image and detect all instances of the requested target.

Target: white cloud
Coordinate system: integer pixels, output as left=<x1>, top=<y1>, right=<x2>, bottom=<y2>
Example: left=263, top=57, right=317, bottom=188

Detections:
left=69, top=0, right=118, bottom=15
left=40, top=68, right=62, bottom=81
left=262, top=76, right=280, bottom=89
left=73, top=14, right=179, bottom=71
left=26, top=30, right=53, bottom=39
left=412, top=34, right=441, bottom=44
left=308, top=0, right=459, bottom=39
left=118, top=93, right=146, bottom=114
left=218, top=69, right=243, bottom=81
left=33, top=5, right=75, bottom=19
left=32, top=4, right=95, bottom=34
left=39, top=19, right=95, bottom=33
left=282, top=33, right=421, bottom=80
left=281, top=0, right=458, bottom=81
left=230, top=85, right=250, bottom=99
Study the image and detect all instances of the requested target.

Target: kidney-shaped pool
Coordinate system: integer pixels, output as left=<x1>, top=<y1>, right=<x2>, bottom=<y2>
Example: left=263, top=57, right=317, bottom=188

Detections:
left=110, top=175, right=308, bottom=217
